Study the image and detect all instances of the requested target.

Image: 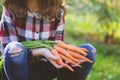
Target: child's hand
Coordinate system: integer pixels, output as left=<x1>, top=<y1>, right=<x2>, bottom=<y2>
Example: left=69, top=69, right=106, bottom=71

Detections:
left=31, top=48, right=64, bottom=69
left=41, top=48, right=64, bottom=69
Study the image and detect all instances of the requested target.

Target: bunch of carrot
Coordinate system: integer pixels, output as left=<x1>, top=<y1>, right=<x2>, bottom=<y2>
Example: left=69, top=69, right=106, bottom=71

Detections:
left=51, top=41, right=93, bottom=72
left=22, top=40, right=93, bottom=72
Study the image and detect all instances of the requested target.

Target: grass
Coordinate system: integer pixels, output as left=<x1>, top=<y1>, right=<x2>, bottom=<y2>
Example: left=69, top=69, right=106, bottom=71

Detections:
left=0, top=0, right=3, bottom=18
left=88, top=54, right=120, bottom=80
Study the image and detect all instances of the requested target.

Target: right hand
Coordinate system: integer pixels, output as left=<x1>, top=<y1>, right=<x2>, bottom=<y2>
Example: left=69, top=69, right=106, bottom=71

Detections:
left=31, top=48, right=64, bottom=69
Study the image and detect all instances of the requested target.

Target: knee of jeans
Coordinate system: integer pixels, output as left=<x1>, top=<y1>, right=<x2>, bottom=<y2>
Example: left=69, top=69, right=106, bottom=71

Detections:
left=4, top=42, right=25, bottom=57
left=79, top=44, right=96, bottom=62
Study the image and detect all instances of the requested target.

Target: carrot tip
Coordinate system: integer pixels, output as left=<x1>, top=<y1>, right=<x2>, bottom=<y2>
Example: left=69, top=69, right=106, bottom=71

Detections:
left=78, top=65, right=82, bottom=68
left=70, top=69, right=74, bottom=72
left=84, top=53, right=88, bottom=56
left=70, top=68, right=74, bottom=72
left=90, top=61, right=93, bottom=63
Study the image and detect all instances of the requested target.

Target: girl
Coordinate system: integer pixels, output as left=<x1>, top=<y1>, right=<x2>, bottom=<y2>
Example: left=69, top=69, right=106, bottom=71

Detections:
left=0, top=0, right=96, bottom=80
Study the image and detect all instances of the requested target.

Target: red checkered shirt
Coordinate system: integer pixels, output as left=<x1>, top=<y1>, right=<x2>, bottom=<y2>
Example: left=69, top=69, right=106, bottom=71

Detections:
left=0, top=7, right=65, bottom=49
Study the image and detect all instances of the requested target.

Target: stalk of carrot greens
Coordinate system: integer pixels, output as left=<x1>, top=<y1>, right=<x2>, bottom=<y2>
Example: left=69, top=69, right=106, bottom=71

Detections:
left=21, top=40, right=57, bottom=50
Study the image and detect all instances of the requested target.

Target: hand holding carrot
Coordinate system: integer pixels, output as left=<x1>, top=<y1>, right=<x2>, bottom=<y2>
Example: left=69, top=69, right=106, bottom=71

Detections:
left=51, top=49, right=74, bottom=72
left=21, top=40, right=92, bottom=72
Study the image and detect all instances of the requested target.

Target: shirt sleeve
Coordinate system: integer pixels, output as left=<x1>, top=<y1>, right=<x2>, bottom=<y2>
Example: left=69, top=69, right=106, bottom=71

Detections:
left=55, top=17, right=65, bottom=42
left=0, top=7, right=18, bottom=49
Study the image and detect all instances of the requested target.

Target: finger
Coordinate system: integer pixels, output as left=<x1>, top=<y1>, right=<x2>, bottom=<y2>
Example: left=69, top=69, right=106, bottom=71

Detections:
left=49, top=59, right=64, bottom=69
left=47, top=53, right=59, bottom=60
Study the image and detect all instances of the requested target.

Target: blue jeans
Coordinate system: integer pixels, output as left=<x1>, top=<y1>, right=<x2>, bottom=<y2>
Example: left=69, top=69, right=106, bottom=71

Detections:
left=3, top=42, right=96, bottom=80
left=3, top=42, right=28, bottom=80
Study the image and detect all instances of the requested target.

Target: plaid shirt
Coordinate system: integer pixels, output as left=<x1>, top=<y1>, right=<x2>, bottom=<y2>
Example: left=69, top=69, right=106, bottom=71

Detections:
left=0, top=7, right=65, bottom=48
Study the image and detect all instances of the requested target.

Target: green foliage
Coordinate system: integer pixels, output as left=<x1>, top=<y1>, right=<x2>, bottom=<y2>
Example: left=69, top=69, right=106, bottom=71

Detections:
left=66, top=0, right=120, bottom=43
left=91, top=0, right=120, bottom=42
left=0, top=0, right=3, bottom=18
left=65, top=14, right=101, bottom=38
left=0, top=58, right=7, bottom=80
left=88, top=54, right=120, bottom=80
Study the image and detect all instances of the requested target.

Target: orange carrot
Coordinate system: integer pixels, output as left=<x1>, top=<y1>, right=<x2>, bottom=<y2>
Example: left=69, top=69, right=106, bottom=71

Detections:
left=63, top=64, right=74, bottom=72
left=54, top=45, right=78, bottom=63
left=80, top=48, right=88, bottom=52
left=58, top=41, right=87, bottom=56
left=51, top=49, right=63, bottom=65
left=59, top=53, right=81, bottom=67
left=67, top=50, right=93, bottom=63
left=51, top=49, right=74, bottom=72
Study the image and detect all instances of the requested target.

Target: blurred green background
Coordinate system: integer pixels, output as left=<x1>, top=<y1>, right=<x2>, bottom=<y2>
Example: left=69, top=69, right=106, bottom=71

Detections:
left=0, top=0, right=120, bottom=80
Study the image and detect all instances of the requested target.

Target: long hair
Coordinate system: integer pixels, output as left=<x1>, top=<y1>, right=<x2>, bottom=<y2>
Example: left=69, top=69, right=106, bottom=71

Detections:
left=3, top=0, right=66, bottom=19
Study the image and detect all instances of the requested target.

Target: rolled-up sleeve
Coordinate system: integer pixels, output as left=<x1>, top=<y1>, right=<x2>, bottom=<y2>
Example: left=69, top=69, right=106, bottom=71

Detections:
left=0, top=7, right=18, bottom=49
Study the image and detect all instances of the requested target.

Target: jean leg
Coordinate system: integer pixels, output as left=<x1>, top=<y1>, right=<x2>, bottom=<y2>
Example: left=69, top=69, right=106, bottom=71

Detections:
left=58, top=43, right=96, bottom=80
left=3, top=42, right=28, bottom=80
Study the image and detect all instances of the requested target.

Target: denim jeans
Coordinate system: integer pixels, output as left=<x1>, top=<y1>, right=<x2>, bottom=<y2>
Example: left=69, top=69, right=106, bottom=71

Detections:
left=3, top=42, right=28, bottom=80
left=3, top=42, right=96, bottom=80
